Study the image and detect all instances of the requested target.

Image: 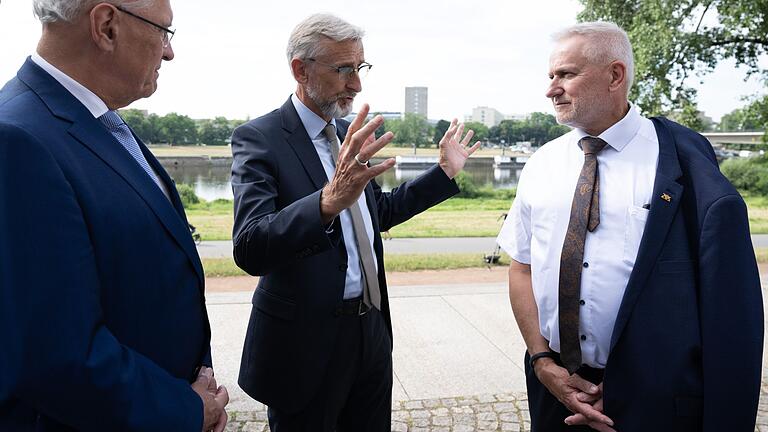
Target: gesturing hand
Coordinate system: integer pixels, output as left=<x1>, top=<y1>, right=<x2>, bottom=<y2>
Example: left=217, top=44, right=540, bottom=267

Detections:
left=191, top=367, right=229, bottom=432
left=319, top=103, right=395, bottom=223
left=438, top=119, right=481, bottom=179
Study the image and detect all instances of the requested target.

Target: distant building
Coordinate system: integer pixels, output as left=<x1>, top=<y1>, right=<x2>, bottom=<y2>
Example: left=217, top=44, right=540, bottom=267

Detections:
left=344, top=111, right=402, bottom=122
left=469, top=106, right=506, bottom=128
left=404, top=87, right=428, bottom=118
left=465, top=107, right=529, bottom=127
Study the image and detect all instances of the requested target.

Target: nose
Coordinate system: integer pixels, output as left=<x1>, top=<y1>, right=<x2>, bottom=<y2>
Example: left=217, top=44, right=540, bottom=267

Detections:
left=347, top=72, right=362, bottom=93
left=163, top=42, right=175, bottom=61
left=545, top=78, right=562, bottom=99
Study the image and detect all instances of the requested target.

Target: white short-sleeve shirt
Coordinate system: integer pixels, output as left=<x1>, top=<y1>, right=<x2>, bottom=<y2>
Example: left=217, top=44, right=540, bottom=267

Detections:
left=497, top=105, right=659, bottom=368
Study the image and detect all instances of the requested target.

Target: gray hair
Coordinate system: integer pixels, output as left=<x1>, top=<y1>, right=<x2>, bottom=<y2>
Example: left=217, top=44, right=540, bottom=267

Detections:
left=33, top=0, right=154, bottom=24
left=553, top=21, right=635, bottom=95
left=286, top=13, right=365, bottom=62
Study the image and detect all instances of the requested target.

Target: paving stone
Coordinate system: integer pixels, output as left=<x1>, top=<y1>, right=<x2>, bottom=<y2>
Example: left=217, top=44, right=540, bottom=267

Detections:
left=241, top=421, right=267, bottom=432
left=410, top=409, right=430, bottom=419
left=403, top=400, right=424, bottom=410
left=501, top=421, right=521, bottom=431
left=390, top=421, right=408, bottom=432
left=430, top=407, right=450, bottom=417
left=411, top=417, right=430, bottom=427
left=494, top=402, right=516, bottom=412
left=453, top=425, right=476, bottom=432
left=432, top=415, right=452, bottom=426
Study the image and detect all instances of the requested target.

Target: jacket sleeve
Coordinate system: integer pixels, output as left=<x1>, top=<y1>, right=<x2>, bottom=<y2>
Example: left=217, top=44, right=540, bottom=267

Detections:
left=230, top=123, right=341, bottom=276
left=698, top=193, right=763, bottom=431
left=0, top=124, right=203, bottom=431
left=373, top=164, right=460, bottom=232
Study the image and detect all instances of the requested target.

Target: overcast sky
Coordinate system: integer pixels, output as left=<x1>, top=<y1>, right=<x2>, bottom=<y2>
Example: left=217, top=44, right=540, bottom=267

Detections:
left=1, top=0, right=765, bottom=122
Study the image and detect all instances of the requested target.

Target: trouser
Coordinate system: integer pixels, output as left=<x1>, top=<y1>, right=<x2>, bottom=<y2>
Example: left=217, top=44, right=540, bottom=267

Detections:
left=268, top=304, right=393, bottom=432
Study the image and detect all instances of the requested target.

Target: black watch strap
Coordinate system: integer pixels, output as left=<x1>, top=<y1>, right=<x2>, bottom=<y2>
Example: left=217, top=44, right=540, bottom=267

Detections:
left=529, top=351, right=558, bottom=369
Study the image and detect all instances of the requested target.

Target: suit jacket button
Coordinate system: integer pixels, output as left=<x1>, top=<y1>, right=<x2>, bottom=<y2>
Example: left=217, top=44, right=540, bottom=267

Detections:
left=338, top=264, right=346, bottom=271
left=334, top=308, right=342, bottom=317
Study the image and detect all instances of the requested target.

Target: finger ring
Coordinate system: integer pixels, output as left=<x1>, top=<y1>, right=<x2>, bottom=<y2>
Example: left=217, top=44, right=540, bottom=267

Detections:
left=354, top=154, right=368, bottom=166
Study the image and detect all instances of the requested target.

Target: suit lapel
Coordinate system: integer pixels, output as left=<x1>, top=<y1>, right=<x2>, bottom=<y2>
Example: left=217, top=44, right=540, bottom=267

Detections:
left=281, top=98, right=329, bottom=189
left=19, top=59, right=205, bottom=287
left=609, top=117, right=684, bottom=350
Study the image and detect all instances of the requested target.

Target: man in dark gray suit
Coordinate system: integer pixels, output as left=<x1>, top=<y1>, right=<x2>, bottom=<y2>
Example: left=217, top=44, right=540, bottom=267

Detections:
left=231, top=13, right=480, bottom=432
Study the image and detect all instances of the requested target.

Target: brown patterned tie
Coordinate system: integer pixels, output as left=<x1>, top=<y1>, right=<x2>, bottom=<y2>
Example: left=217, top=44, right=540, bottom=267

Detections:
left=323, top=124, right=382, bottom=310
left=559, top=136, right=607, bottom=374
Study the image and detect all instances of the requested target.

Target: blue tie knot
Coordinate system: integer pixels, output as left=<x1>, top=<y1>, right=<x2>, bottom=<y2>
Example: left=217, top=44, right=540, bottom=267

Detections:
left=99, top=110, right=126, bottom=131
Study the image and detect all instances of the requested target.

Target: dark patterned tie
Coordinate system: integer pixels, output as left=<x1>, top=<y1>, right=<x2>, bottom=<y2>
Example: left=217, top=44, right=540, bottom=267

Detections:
left=558, top=136, right=607, bottom=374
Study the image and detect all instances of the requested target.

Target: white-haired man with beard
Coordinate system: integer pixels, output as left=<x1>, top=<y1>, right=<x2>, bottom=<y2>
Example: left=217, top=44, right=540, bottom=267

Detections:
left=0, top=0, right=228, bottom=431
left=231, top=13, right=479, bottom=432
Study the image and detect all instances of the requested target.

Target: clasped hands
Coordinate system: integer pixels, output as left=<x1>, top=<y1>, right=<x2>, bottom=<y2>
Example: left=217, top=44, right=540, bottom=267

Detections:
left=534, top=358, right=616, bottom=431
left=191, top=366, right=229, bottom=432
left=320, top=103, right=481, bottom=223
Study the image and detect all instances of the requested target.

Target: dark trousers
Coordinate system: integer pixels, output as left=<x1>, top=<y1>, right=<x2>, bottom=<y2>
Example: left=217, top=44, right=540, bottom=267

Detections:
left=267, top=307, right=393, bottom=432
left=524, top=352, right=605, bottom=432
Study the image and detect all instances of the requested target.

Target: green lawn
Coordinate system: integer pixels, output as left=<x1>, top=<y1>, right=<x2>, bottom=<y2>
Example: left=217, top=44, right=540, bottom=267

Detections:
left=187, top=193, right=768, bottom=242
left=203, top=252, right=510, bottom=277
left=186, top=197, right=513, bottom=241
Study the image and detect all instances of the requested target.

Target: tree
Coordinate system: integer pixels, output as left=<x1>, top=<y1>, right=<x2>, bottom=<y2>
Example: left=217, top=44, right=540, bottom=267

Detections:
left=198, top=117, right=234, bottom=146
left=463, top=121, right=489, bottom=143
left=578, top=0, right=768, bottom=117
left=433, top=119, right=451, bottom=145
left=158, top=113, right=198, bottom=145
left=390, top=114, right=432, bottom=148
left=120, top=109, right=156, bottom=144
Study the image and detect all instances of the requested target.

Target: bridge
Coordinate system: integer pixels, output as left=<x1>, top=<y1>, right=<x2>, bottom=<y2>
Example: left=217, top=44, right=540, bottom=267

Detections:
left=702, top=131, right=765, bottom=146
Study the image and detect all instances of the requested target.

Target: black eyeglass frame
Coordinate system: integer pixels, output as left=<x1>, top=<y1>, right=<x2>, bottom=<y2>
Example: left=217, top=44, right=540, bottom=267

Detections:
left=115, top=5, right=175, bottom=47
left=306, top=58, right=373, bottom=80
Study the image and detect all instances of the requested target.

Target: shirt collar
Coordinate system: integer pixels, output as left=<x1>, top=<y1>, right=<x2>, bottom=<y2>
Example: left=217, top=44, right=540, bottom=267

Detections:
left=30, top=53, right=109, bottom=118
left=574, top=103, right=642, bottom=152
left=291, top=93, right=337, bottom=141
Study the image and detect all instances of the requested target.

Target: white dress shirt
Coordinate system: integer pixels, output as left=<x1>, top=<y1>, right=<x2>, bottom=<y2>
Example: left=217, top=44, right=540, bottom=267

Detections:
left=497, top=104, right=659, bottom=368
left=291, top=94, right=378, bottom=300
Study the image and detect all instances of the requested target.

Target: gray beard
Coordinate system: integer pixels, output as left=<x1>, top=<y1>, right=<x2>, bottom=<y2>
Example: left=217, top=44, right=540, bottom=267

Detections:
left=307, top=85, right=353, bottom=119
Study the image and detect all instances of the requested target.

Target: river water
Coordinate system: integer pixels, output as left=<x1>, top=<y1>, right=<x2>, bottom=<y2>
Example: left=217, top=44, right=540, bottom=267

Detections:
left=163, top=158, right=522, bottom=202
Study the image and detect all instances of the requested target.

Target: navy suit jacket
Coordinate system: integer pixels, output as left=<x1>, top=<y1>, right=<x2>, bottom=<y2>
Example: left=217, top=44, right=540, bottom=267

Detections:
left=0, top=59, right=211, bottom=431
left=602, top=117, right=763, bottom=431
left=232, top=97, right=459, bottom=412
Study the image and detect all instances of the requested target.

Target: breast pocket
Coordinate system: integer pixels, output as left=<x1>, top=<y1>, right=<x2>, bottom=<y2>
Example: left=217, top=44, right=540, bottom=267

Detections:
left=623, top=206, right=649, bottom=267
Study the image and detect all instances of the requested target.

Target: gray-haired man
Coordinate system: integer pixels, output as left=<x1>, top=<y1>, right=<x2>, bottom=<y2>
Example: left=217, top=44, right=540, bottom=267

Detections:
left=0, top=0, right=229, bottom=431
left=232, top=13, right=479, bottom=431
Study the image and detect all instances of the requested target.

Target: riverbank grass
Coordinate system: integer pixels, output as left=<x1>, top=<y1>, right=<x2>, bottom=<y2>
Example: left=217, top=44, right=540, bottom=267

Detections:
left=203, top=252, right=511, bottom=277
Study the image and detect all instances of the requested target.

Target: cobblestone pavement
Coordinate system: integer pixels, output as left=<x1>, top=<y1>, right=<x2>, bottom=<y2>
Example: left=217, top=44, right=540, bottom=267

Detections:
left=223, top=386, right=768, bottom=431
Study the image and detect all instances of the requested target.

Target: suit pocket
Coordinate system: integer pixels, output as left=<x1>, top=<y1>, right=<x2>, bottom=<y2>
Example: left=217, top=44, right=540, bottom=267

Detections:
left=253, top=288, right=296, bottom=321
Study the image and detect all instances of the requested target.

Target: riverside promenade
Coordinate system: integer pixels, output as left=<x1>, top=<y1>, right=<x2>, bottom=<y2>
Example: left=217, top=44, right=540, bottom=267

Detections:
left=202, top=240, right=768, bottom=431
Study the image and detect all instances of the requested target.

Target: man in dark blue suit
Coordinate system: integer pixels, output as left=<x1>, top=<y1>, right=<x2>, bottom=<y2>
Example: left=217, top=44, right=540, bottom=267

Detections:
left=0, top=1, right=228, bottom=430
left=499, top=21, right=763, bottom=431
left=231, top=13, right=480, bottom=432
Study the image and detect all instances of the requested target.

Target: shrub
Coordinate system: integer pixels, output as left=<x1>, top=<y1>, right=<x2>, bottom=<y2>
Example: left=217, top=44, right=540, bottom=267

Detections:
left=176, top=183, right=200, bottom=207
left=454, top=171, right=479, bottom=198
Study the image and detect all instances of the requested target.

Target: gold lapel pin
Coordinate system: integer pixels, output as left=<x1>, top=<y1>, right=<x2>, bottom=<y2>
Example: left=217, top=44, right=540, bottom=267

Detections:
left=661, top=193, right=672, bottom=202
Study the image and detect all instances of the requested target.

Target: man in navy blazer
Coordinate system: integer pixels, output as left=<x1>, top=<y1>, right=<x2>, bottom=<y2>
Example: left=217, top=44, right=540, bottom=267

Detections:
left=0, top=1, right=228, bottom=430
left=499, top=22, right=763, bottom=431
left=232, top=13, right=480, bottom=431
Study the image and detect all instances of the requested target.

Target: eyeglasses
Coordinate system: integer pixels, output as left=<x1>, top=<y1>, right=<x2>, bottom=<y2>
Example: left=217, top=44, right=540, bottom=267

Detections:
left=115, top=5, right=175, bottom=48
left=306, top=58, right=373, bottom=80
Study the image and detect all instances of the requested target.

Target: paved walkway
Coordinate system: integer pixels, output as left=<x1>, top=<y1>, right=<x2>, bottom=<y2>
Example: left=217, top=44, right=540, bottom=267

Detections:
left=198, top=234, right=768, bottom=259
left=207, top=277, right=768, bottom=431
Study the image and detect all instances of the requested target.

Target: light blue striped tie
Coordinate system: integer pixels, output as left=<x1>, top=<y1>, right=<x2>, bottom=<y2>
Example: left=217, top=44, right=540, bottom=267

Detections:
left=99, top=110, right=164, bottom=191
